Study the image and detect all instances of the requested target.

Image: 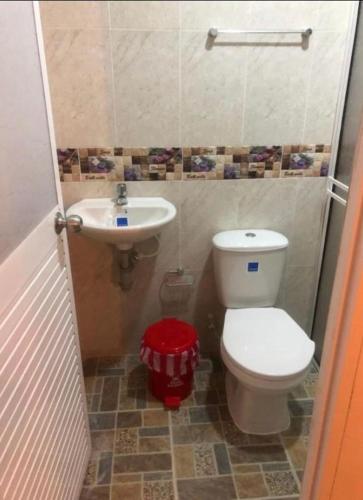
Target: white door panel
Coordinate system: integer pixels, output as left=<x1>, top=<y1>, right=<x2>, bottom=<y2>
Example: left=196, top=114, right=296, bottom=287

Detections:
left=0, top=209, right=90, bottom=500
left=0, top=1, right=91, bottom=499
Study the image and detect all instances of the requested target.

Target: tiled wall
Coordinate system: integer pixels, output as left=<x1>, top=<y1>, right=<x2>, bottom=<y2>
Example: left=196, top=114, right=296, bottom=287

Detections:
left=40, top=1, right=352, bottom=148
left=39, top=1, right=350, bottom=357
left=62, top=178, right=327, bottom=358
left=58, top=144, right=331, bottom=182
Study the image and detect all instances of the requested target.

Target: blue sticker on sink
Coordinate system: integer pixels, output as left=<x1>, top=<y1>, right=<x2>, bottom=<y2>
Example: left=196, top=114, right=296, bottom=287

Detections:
left=116, top=216, right=128, bottom=227
left=247, top=262, right=259, bottom=272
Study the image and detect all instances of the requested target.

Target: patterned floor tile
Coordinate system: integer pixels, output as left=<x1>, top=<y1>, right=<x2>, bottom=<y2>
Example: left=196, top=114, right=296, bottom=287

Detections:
left=100, top=377, right=120, bottom=411
left=265, top=470, right=299, bottom=496
left=117, top=411, right=142, bottom=428
left=143, top=409, right=169, bottom=427
left=214, top=443, right=231, bottom=475
left=172, top=422, right=223, bottom=444
left=83, top=460, right=97, bottom=486
left=138, top=436, right=170, bottom=452
left=83, top=355, right=317, bottom=500
left=173, top=445, right=195, bottom=478
left=143, top=480, right=175, bottom=500
left=119, top=390, right=137, bottom=410
left=235, top=472, right=269, bottom=498
left=89, top=412, right=115, bottom=431
left=111, top=482, right=142, bottom=500
left=113, top=453, right=172, bottom=474
left=222, top=421, right=250, bottom=446
left=282, top=416, right=312, bottom=437
left=189, top=405, right=220, bottom=423
left=97, top=452, right=112, bottom=485
left=229, top=444, right=287, bottom=464
left=282, top=436, right=308, bottom=470
left=171, top=407, right=189, bottom=426
left=114, top=428, right=138, bottom=454
left=80, top=485, right=110, bottom=500
left=194, top=443, right=217, bottom=476
left=97, top=357, right=125, bottom=376
left=178, top=476, right=236, bottom=500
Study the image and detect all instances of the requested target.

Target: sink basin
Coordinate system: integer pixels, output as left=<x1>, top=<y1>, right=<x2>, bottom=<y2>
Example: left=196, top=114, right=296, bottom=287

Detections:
left=66, top=197, right=177, bottom=250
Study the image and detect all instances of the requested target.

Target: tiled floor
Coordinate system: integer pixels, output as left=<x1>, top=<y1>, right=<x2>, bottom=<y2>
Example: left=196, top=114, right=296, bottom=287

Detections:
left=80, top=354, right=318, bottom=500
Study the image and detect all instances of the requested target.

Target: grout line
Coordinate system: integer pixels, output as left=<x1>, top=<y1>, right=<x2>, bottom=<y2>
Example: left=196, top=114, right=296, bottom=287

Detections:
left=226, top=444, right=240, bottom=498
left=177, top=0, right=183, bottom=269
left=278, top=432, right=302, bottom=494
left=240, top=1, right=252, bottom=144
left=109, top=373, right=120, bottom=500
left=44, top=27, right=346, bottom=35
left=261, top=467, right=271, bottom=497
left=168, top=410, right=179, bottom=500
left=107, top=0, right=118, bottom=148
left=300, top=1, right=321, bottom=143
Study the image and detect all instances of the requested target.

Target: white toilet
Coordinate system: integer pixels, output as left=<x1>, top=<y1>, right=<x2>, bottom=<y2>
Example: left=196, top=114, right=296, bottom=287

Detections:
left=213, top=229, right=315, bottom=435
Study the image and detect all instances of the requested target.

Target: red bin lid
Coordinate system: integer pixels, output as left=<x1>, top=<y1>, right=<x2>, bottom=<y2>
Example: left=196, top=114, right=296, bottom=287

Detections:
left=144, top=318, right=198, bottom=355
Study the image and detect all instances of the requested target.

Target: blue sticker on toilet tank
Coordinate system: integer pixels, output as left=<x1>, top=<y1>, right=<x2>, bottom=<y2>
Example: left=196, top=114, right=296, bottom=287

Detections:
left=247, top=262, right=259, bottom=272
left=116, top=216, right=128, bottom=227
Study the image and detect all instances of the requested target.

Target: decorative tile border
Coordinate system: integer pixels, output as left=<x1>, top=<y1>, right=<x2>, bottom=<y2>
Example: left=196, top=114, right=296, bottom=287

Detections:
left=57, top=144, right=331, bottom=182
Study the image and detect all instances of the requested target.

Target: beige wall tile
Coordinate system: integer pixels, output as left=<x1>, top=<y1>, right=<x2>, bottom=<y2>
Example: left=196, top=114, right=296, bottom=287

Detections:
left=43, top=29, right=114, bottom=147
left=40, top=1, right=108, bottom=29
left=283, top=265, right=317, bottom=332
left=287, top=178, right=327, bottom=267
left=316, top=1, right=353, bottom=31
left=249, top=1, right=318, bottom=29
left=110, top=1, right=179, bottom=30
left=236, top=179, right=299, bottom=237
left=111, top=31, right=179, bottom=146
left=179, top=181, right=240, bottom=271
left=41, top=1, right=351, bottom=150
left=303, top=33, right=347, bottom=145
left=181, top=32, right=245, bottom=146
left=243, top=36, right=310, bottom=145
left=180, top=1, right=251, bottom=31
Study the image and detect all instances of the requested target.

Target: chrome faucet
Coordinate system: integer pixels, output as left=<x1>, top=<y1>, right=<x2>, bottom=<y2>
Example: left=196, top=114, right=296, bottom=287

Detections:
left=114, top=183, right=128, bottom=206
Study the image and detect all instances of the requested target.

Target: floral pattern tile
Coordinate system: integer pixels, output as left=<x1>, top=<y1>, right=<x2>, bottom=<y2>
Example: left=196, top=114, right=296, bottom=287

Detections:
left=57, top=148, right=80, bottom=181
left=57, top=144, right=330, bottom=182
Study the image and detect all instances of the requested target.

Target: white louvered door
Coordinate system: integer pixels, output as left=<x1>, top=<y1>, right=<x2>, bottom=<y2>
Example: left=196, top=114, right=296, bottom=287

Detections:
left=0, top=2, right=90, bottom=499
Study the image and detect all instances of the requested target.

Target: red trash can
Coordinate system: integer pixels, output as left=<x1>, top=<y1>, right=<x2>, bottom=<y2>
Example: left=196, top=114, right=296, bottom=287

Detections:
left=140, top=318, right=199, bottom=409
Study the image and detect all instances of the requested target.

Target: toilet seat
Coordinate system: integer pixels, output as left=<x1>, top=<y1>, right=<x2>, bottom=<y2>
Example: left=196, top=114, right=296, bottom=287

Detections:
left=222, top=307, right=315, bottom=380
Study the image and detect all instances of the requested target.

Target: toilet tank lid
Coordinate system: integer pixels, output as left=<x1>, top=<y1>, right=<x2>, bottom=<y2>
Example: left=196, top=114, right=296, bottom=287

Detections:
left=212, top=229, right=288, bottom=252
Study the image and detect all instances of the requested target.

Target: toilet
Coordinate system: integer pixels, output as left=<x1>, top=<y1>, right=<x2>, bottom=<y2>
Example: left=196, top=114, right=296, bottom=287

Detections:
left=213, top=229, right=315, bottom=435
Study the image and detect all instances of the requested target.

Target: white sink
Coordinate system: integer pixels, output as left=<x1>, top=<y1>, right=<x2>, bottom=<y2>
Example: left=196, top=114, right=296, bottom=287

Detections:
left=66, top=197, right=177, bottom=250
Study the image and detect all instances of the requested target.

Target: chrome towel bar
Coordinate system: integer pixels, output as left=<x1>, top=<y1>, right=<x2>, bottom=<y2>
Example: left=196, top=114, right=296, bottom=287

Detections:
left=208, top=27, right=313, bottom=38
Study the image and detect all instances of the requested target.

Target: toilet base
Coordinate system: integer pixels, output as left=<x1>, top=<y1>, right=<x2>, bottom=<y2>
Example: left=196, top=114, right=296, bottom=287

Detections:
left=226, top=371, right=290, bottom=435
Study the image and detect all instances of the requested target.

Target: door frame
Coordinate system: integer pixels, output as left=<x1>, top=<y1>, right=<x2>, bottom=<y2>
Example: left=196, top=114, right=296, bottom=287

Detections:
left=32, top=0, right=90, bottom=438
left=301, top=117, right=363, bottom=498
left=309, top=1, right=360, bottom=334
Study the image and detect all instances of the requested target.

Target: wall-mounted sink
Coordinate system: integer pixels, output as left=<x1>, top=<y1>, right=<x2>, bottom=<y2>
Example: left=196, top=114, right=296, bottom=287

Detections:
left=66, top=197, right=177, bottom=250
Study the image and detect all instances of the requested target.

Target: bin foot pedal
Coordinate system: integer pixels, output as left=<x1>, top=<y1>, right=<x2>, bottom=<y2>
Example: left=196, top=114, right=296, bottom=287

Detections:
left=164, top=396, right=181, bottom=409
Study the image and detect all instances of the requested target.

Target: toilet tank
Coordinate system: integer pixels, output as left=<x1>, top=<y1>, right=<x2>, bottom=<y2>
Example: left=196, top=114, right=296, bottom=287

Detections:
left=212, top=229, right=288, bottom=308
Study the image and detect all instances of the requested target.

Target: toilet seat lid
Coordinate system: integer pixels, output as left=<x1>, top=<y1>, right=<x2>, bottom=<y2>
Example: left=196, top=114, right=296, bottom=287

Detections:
left=222, top=308, right=315, bottom=379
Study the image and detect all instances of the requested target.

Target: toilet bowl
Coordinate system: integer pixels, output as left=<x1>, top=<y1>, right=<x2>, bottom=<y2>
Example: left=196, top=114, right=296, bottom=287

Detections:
left=221, top=308, right=314, bottom=434
left=212, top=229, right=315, bottom=434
